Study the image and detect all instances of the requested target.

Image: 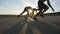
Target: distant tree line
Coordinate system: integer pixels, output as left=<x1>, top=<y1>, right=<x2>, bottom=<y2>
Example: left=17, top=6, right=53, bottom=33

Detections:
left=44, top=12, right=60, bottom=16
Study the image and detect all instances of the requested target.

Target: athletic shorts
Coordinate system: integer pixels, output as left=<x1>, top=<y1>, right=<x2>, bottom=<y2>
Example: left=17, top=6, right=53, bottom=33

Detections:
left=38, top=1, right=48, bottom=9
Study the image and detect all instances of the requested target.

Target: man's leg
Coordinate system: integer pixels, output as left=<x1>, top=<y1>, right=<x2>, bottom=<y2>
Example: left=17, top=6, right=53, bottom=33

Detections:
left=33, top=8, right=43, bottom=20
left=39, top=4, right=49, bottom=18
left=38, top=8, right=44, bottom=18
left=43, top=4, right=49, bottom=13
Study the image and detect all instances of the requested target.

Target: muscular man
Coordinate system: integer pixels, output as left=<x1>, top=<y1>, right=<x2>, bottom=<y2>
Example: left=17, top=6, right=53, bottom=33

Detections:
left=33, top=0, right=55, bottom=20
left=18, top=6, right=37, bottom=19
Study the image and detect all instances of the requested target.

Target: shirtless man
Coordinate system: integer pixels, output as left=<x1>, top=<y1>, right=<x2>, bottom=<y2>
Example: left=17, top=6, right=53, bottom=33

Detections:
left=18, top=6, right=37, bottom=20
left=33, top=0, right=55, bottom=20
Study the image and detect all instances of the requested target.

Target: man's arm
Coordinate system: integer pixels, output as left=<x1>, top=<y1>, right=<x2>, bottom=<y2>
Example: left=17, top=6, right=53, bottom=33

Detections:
left=47, top=0, right=54, bottom=11
left=18, top=10, right=25, bottom=18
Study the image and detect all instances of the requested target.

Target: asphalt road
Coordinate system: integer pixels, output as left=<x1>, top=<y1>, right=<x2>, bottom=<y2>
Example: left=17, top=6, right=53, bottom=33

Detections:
left=0, top=16, right=60, bottom=34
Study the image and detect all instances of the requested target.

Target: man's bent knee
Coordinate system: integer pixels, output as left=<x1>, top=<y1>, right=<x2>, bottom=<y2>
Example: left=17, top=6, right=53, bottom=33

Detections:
left=43, top=6, right=49, bottom=13
left=46, top=6, right=49, bottom=10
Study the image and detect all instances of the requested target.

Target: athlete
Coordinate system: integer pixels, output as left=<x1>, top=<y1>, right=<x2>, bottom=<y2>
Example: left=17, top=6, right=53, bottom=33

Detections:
left=33, top=0, right=55, bottom=20
left=18, top=6, right=37, bottom=19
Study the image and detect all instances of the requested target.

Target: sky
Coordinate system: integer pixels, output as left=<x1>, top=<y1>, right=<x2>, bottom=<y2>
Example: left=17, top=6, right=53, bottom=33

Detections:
left=0, top=0, right=60, bottom=15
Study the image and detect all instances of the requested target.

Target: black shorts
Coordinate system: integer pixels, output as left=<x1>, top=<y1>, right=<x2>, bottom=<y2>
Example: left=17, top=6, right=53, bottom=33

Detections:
left=38, top=1, right=48, bottom=10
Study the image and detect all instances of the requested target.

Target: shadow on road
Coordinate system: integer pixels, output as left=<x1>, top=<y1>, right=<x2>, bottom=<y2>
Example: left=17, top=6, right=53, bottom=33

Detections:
left=3, top=18, right=60, bottom=34
left=26, top=20, right=60, bottom=34
left=3, top=20, right=26, bottom=34
left=34, top=20, right=60, bottom=34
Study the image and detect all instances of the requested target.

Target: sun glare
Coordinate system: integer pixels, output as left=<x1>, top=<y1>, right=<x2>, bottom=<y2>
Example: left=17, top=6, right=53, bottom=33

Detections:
left=28, top=8, right=33, bottom=14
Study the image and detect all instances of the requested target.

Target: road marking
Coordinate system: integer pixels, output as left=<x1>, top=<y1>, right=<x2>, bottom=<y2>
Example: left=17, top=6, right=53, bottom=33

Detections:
left=33, top=27, right=41, bottom=34
left=20, top=23, right=28, bottom=34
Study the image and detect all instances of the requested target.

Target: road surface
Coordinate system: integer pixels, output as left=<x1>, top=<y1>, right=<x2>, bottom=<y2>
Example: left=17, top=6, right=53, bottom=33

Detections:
left=0, top=16, right=60, bottom=34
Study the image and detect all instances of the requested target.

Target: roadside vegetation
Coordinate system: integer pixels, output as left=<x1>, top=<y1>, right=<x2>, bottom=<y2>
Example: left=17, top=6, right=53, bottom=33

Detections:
left=0, top=12, right=60, bottom=17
